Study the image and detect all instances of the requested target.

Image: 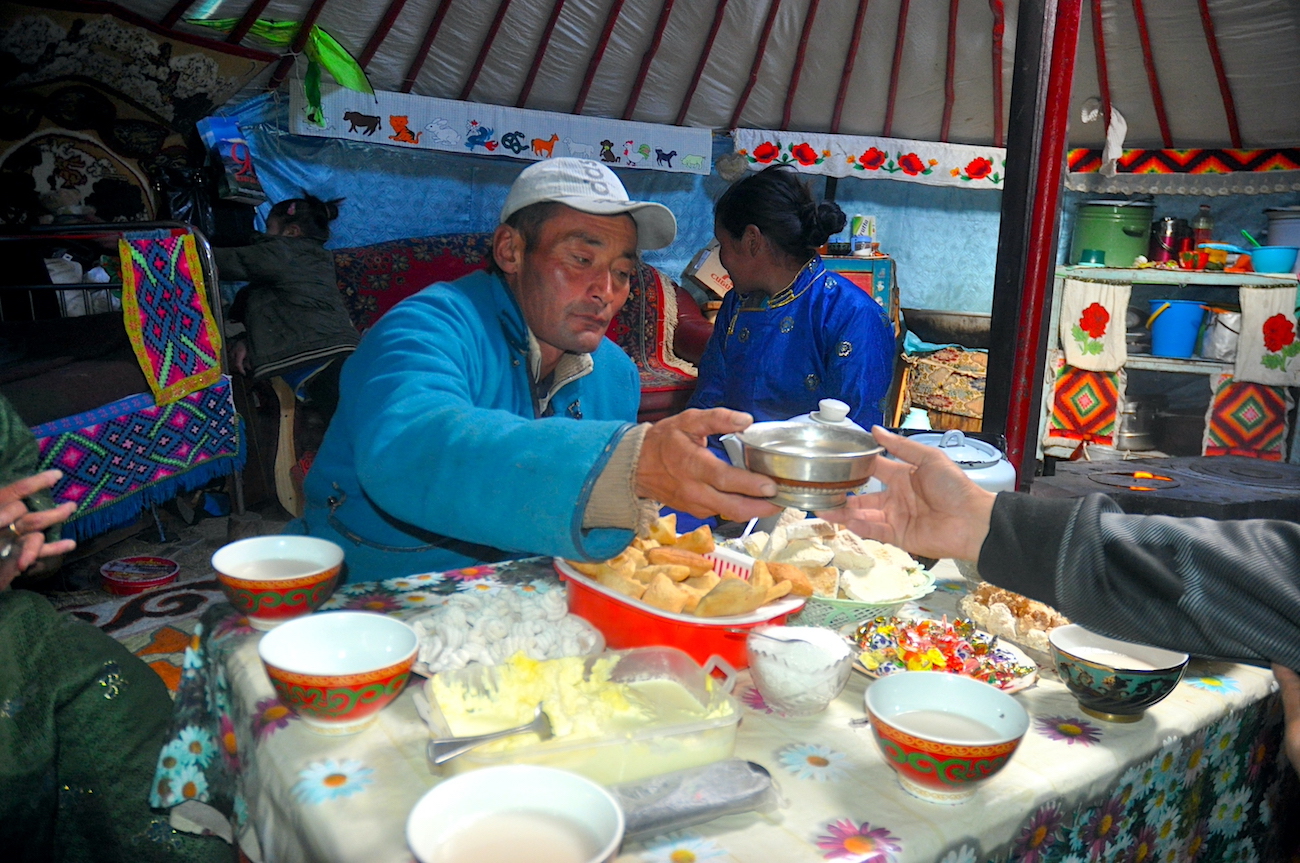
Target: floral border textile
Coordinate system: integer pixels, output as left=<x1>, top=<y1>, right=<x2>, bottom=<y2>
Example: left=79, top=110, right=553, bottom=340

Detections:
left=291, top=83, right=711, bottom=174
left=733, top=128, right=1005, bottom=189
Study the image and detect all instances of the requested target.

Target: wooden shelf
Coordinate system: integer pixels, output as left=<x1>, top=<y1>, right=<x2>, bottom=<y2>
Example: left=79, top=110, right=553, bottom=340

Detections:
left=1056, top=266, right=1297, bottom=287
left=1124, top=353, right=1231, bottom=374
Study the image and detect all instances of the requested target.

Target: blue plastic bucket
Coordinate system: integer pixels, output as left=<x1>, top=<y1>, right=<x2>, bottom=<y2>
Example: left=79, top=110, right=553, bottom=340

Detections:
left=1147, top=299, right=1205, bottom=358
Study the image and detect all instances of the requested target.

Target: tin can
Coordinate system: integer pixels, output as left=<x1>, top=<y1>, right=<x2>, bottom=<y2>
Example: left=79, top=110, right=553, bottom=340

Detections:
left=850, top=214, right=866, bottom=238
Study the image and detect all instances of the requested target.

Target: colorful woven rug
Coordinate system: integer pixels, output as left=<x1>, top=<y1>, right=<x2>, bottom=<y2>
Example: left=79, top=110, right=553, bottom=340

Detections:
left=120, top=232, right=223, bottom=405
left=34, top=377, right=245, bottom=541
left=1046, top=358, right=1121, bottom=450
left=607, top=263, right=697, bottom=392
left=1203, top=372, right=1292, bottom=461
left=331, top=233, right=494, bottom=331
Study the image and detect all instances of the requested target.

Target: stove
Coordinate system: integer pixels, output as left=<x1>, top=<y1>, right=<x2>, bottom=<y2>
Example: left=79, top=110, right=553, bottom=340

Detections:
left=1031, top=456, right=1300, bottom=520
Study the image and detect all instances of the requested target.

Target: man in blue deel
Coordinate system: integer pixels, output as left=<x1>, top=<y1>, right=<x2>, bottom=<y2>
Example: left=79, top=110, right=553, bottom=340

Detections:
left=295, top=158, right=781, bottom=582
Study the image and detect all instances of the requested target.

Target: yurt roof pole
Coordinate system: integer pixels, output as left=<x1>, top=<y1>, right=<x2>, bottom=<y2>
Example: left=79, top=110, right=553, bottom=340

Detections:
left=676, top=0, right=731, bottom=126
left=940, top=0, right=960, bottom=142
left=402, top=0, right=453, bottom=92
left=781, top=0, right=822, bottom=130
left=360, top=0, right=411, bottom=68
left=1196, top=0, right=1241, bottom=148
left=268, top=0, right=332, bottom=90
left=228, top=0, right=273, bottom=44
left=984, top=0, right=1083, bottom=485
left=989, top=0, right=1005, bottom=147
left=730, top=0, right=784, bottom=128
left=622, top=0, right=676, bottom=119
left=461, top=0, right=516, bottom=100
left=574, top=0, right=628, bottom=113
left=1089, top=0, right=1112, bottom=146
left=882, top=0, right=911, bottom=138
left=520, top=0, right=571, bottom=108
left=1130, top=0, right=1172, bottom=147
left=161, top=0, right=197, bottom=29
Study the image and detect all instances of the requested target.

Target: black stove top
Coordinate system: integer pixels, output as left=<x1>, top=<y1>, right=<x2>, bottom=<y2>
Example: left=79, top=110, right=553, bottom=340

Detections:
left=1031, top=456, right=1300, bottom=521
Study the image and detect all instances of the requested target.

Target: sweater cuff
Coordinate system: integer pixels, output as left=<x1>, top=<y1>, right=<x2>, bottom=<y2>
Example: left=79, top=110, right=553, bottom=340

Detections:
left=977, top=492, right=1082, bottom=609
left=583, top=423, right=652, bottom=531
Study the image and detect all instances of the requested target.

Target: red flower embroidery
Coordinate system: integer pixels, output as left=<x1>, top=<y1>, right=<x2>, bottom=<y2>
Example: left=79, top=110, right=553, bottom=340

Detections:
left=1263, top=313, right=1296, bottom=353
left=752, top=141, right=780, bottom=163
left=1079, top=303, right=1110, bottom=339
left=898, top=152, right=926, bottom=175
left=858, top=147, right=887, bottom=170
left=965, top=157, right=994, bottom=180
left=791, top=142, right=820, bottom=166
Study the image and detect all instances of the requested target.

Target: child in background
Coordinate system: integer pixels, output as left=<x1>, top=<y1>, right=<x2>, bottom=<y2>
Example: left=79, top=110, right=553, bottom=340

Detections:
left=214, top=194, right=360, bottom=405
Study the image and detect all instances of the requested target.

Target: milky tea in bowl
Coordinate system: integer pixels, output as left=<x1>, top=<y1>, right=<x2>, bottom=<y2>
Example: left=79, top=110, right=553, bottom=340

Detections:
left=212, top=535, right=344, bottom=629
left=407, top=765, right=624, bottom=863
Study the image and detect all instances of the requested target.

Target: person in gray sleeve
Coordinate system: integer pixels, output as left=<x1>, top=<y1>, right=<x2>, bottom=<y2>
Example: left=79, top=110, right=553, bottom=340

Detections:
left=819, top=426, right=1300, bottom=776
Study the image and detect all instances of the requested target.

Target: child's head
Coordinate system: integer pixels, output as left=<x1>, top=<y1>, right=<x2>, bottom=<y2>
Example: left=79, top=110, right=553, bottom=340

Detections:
left=266, top=194, right=344, bottom=242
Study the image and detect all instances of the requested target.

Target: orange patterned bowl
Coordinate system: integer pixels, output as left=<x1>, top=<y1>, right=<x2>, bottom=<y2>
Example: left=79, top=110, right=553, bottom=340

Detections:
left=212, top=536, right=344, bottom=630
left=864, top=671, right=1029, bottom=804
left=258, top=611, right=418, bottom=735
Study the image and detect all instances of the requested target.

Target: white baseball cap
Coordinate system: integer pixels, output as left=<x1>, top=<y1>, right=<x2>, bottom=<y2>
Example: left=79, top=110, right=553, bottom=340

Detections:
left=500, top=158, right=677, bottom=251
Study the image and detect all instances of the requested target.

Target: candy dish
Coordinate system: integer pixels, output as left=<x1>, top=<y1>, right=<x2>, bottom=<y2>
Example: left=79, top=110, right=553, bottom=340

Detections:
left=1048, top=624, right=1188, bottom=722
left=864, top=671, right=1029, bottom=804
left=258, top=611, right=417, bottom=734
left=847, top=616, right=1038, bottom=694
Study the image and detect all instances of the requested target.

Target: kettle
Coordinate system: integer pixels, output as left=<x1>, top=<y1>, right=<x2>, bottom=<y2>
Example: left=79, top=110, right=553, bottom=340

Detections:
left=904, top=429, right=1017, bottom=493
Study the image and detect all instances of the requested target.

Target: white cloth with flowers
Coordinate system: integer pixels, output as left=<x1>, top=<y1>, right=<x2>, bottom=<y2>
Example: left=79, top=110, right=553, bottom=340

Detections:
left=1234, top=285, right=1300, bottom=385
left=1058, top=278, right=1130, bottom=371
left=188, top=560, right=1285, bottom=863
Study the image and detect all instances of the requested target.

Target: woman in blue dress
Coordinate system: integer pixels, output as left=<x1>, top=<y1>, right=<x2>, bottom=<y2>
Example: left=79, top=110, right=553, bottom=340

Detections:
left=688, top=165, right=896, bottom=430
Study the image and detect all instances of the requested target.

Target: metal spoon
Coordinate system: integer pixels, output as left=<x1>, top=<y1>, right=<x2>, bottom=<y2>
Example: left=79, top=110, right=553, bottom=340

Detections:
left=426, top=703, right=552, bottom=766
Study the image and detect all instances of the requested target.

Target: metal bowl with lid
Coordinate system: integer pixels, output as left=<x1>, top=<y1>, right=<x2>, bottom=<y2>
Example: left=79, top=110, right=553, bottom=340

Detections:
left=723, top=421, right=883, bottom=510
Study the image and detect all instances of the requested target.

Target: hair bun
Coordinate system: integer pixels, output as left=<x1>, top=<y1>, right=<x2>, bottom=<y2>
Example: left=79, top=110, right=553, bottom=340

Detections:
left=801, top=201, right=846, bottom=248
left=325, top=197, right=345, bottom=222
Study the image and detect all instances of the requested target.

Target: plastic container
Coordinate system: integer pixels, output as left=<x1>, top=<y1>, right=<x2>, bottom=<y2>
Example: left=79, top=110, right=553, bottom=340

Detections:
left=1248, top=246, right=1299, bottom=274
left=1147, top=299, right=1205, bottom=358
left=423, top=646, right=741, bottom=785
left=1192, top=204, right=1214, bottom=248
left=555, top=548, right=804, bottom=669
left=100, top=556, right=179, bottom=595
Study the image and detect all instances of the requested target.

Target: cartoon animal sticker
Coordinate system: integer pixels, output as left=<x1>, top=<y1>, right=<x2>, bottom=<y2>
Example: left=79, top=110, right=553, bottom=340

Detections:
left=500, top=131, right=529, bottom=154
left=564, top=138, right=596, bottom=158
left=465, top=120, right=497, bottom=151
left=344, top=111, right=380, bottom=135
left=622, top=141, right=640, bottom=167
left=424, top=118, right=462, bottom=146
left=680, top=154, right=706, bottom=170
left=388, top=116, right=421, bottom=145
left=655, top=148, right=677, bottom=168
left=531, top=133, right=559, bottom=158
left=599, top=140, right=620, bottom=163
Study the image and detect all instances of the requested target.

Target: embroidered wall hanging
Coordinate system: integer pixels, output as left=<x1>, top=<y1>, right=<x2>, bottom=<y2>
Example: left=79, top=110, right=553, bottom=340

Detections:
left=732, top=128, right=1005, bottom=189
left=289, top=83, right=712, bottom=175
left=35, top=377, right=245, bottom=540
left=1202, top=372, right=1292, bottom=461
left=120, top=232, right=224, bottom=405
left=1046, top=357, right=1123, bottom=452
left=1058, top=278, right=1130, bottom=371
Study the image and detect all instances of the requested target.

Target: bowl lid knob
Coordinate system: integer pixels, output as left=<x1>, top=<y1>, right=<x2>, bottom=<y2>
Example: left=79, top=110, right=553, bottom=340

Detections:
left=812, top=399, right=851, bottom=424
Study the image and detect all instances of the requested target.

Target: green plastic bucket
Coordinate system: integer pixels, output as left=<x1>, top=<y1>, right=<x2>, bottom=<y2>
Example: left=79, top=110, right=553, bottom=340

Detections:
left=1069, top=201, right=1154, bottom=267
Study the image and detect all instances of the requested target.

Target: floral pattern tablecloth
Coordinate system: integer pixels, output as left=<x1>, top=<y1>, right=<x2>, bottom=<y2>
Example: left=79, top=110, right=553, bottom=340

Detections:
left=150, top=559, right=1295, bottom=863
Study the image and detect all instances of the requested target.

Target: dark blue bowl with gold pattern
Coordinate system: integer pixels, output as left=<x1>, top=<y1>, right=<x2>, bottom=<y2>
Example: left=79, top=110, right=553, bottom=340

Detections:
left=1048, top=625, right=1188, bottom=723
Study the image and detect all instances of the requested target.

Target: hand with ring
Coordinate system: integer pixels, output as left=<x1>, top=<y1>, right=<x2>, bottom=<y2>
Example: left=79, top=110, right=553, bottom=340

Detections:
left=0, top=471, right=78, bottom=591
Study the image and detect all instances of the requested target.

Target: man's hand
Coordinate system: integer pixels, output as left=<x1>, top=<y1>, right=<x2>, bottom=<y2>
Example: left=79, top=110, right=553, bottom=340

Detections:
left=636, top=409, right=781, bottom=522
left=817, top=426, right=996, bottom=561
left=231, top=340, right=250, bottom=375
left=0, top=470, right=77, bottom=591
left=1274, top=664, right=1300, bottom=778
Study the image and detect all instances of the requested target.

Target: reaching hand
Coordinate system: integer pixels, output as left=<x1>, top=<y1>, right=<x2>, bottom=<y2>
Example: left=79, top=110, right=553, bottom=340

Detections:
left=0, top=471, right=78, bottom=591
left=636, top=409, right=782, bottom=522
left=231, top=340, right=250, bottom=375
left=817, top=426, right=997, bottom=561
left=1274, top=664, right=1300, bottom=778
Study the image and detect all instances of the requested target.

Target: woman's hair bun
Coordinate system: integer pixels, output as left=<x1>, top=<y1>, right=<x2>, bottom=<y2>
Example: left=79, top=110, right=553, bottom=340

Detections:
left=324, top=197, right=345, bottom=222
left=802, top=201, right=846, bottom=248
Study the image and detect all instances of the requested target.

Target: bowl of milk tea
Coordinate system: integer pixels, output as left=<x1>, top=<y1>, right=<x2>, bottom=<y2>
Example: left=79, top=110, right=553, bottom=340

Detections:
left=406, top=765, right=624, bottom=863
left=864, top=671, right=1029, bottom=804
left=212, top=535, right=344, bottom=629
left=1048, top=624, right=1188, bottom=723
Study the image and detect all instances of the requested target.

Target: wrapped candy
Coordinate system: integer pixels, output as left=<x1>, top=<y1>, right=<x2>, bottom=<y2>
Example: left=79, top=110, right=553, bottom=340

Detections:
left=852, top=616, right=1036, bottom=691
